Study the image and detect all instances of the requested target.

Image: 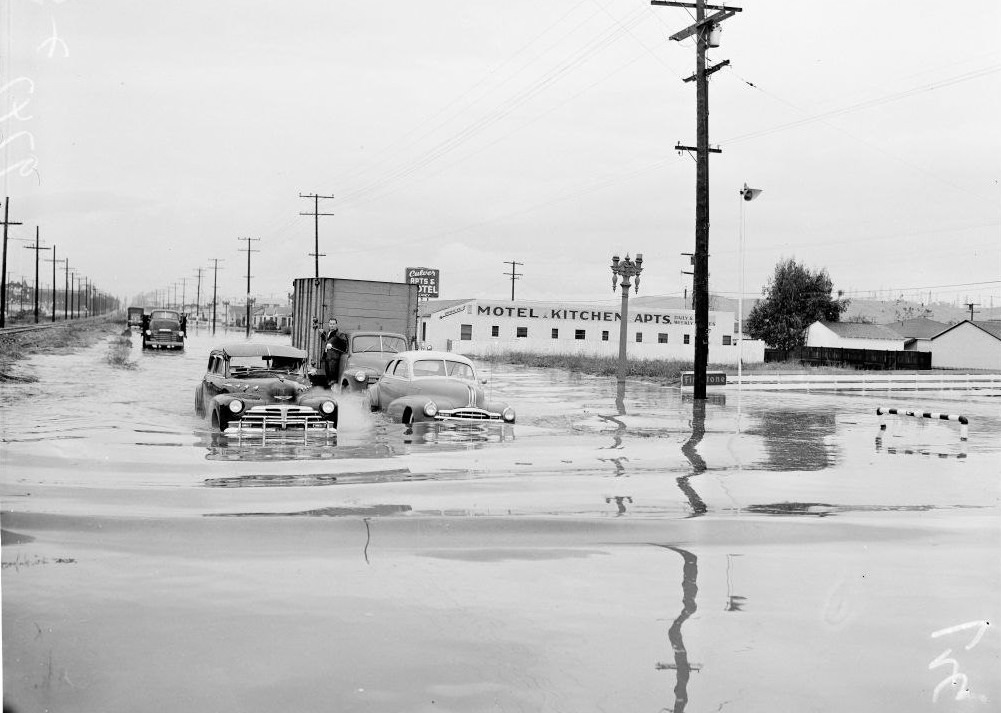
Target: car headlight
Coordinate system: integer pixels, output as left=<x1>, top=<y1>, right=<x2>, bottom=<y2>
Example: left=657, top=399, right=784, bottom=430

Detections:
left=320, top=400, right=336, bottom=414
left=502, top=407, right=515, bottom=422
left=423, top=401, right=438, bottom=417
left=228, top=399, right=245, bottom=414
left=145, top=329, right=151, bottom=335
left=354, top=370, right=367, bottom=382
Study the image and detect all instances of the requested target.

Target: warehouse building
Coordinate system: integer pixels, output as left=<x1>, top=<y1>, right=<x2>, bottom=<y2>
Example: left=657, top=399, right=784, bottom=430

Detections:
left=419, top=298, right=764, bottom=365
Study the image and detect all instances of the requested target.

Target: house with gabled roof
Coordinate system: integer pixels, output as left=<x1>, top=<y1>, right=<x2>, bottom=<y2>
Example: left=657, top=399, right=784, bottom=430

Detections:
left=883, top=317, right=948, bottom=352
left=928, top=320, right=1001, bottom=370
left=805, top=321, right=909, bottom=351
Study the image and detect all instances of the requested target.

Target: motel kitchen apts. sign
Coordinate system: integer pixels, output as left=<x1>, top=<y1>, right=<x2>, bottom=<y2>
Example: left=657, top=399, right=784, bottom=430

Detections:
left=405, top=267, right=440, bottom=298
left=473, top=303, right=714, bottom=326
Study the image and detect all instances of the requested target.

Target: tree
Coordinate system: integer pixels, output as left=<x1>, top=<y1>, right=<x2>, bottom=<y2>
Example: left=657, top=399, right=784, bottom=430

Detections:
left=745, top=258, right=849, bottom=350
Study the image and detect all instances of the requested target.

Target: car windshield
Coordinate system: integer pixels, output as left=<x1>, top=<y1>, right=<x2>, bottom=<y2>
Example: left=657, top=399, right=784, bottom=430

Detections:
left=412, top=359, right=475, bottom=380
left=228, top=355, right=304, bottom=376
left=353, top=335, right=408, bottom=354
left=149, top=311, right=179, bottom=321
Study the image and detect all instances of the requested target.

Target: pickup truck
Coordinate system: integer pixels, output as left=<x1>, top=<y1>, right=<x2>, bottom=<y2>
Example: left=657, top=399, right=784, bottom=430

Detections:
left=141, top=309, right=187, bottom=350
left=333, top=331, right=409, bottom=391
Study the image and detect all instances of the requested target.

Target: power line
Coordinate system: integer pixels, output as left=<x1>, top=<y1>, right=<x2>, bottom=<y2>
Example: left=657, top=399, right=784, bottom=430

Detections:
left=504, top=260, right=524, bottom=300
left=298, top=193, right=335, bottom=281
left=238, top=237, right=260, bottom=338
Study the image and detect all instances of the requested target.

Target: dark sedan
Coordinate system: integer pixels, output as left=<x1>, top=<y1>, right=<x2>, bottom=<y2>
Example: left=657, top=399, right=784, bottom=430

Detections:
left=195, top=343, right=338, bottom=436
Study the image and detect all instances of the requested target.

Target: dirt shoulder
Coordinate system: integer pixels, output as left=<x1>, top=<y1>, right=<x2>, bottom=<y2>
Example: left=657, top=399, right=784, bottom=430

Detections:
left=0, top=318, right=123, bottom=383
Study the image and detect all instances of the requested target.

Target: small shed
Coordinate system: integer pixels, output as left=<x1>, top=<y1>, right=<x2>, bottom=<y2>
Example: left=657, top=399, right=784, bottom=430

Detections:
left=928, top=321, right=1001, bottom=370
left=805, top=321, right=908, bottom=351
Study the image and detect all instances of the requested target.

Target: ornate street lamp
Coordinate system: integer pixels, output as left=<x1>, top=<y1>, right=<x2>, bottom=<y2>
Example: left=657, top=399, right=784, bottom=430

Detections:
left=610, top=253, right=643, bottom=383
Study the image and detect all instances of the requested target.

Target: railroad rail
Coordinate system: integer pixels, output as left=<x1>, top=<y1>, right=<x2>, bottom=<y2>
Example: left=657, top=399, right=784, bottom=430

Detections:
left=0, top=316, right=115, bottom=337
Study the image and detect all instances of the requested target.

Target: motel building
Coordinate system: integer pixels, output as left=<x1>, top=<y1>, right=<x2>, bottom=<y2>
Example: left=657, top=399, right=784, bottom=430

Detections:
left=419, top=298, right=765, bottom=365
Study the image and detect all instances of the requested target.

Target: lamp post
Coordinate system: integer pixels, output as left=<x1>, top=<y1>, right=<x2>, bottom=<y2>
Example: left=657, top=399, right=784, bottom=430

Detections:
left=610, top=253, right=644, bottom=383
left=737, top=183, right=762, bottom=385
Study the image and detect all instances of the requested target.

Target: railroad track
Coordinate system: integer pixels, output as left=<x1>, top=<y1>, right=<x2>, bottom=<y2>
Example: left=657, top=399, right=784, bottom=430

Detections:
left=0, top=316, right=116, bottom=337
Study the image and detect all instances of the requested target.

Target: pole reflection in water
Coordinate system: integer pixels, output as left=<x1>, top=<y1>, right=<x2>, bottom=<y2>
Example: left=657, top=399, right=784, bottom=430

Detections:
left=655, top=545, right=700, bottom=713
left=678, top=400, right=708, bottom=516
left=725, top=554, right=746, bottom=612
left=597, top=380, right=628, bottom=450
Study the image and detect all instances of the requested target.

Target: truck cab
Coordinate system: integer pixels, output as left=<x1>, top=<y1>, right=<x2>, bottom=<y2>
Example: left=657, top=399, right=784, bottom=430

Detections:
left=335, top=331, right=409, bottom=391
left=141, top=309, right=187, bottom=350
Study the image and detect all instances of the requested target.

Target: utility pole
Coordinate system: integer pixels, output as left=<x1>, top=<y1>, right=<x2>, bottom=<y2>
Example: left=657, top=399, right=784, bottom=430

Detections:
left=194, top=267, right=204, bottom=323
left=24, top=227, right=51, bottom=323
left=503, top=260, right=523, bottom=301
left=210, top=258, right=223, bottom=336
left=964, top=302, right=979, bottom=321
left=238, top=237, right=260, bottom=338
left=0, top=198, right=24, bottom=328
left=681, top=252, right=695, bottom=309
left=299, top=193, right=335, bottom=282
left=178, top=277, right=189, bottom=315
left=654, top=0, right=742, bottom=400
left=63, top=260, right=69, bottom=320
left=69, top=271, right=76, bottom=318
left=46, top=247, right=63, bottom=322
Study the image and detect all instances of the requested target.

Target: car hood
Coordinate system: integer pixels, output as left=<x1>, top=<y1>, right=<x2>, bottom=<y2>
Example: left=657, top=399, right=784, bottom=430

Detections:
left=345, top=352, right=395, bottom=373
left=412, top=378, right=484, bottom=407
left=221, top=374, right=310, bottom=399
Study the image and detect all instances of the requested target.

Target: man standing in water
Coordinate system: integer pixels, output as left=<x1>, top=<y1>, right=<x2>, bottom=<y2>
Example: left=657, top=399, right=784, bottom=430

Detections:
left=320, top=317, right=348, bottom=388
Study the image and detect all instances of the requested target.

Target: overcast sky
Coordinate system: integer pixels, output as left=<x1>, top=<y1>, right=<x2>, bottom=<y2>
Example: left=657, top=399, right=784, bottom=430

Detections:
left=3, top=0, right=999, bottom=310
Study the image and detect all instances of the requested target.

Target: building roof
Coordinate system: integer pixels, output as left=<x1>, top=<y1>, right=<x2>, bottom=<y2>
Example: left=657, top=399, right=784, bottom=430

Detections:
left=882, top=317, right=949, bottom=339
left=815, top=321, right=905, bottom=341
left=930, top=320, right=1001, bottom=343
left=419, top=299, right=474, bottom=317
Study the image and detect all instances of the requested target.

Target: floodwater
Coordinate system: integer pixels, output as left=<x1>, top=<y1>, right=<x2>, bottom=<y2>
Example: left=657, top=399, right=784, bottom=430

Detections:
left=2, top=328, right=999, bottom=712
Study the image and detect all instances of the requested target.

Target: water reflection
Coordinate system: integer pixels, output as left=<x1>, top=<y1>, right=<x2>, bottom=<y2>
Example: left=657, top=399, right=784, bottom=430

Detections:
left=744, top=410, right=838, bottom=471
left=604, top=495, right=632, bottom=515
left=403, top=422, right=515, bottom=446
left=677, top=401, right=708, bottom=516
left=874, top=435, right=967, bottom=459
left=655, top=545, right=700, bottom=713
left=725, top=554, right=746, bottom=612
left=596, top=381, right=627, bottom=450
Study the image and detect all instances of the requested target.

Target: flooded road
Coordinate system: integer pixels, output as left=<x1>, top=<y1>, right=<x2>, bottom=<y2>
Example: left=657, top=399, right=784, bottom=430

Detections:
left=3, top=328, right=999, bottom=712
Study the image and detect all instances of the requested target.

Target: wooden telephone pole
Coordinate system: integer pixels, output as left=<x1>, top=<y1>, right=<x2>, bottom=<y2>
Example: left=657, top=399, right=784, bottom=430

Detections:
left=503, top=260, right=523, bottom=301
left=24, top=227, right=51, bottom=323
left=299, top=193, right=335, bottom=282
left=238, top=237, right=261, bottom=338
left=0, top=198, right=24, bottom=327
left=653, top=0, right=742, bottom=399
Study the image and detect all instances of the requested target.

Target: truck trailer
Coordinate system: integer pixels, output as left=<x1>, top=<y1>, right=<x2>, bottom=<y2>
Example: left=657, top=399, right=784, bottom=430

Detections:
left=291, top=277, right=419, bottom=369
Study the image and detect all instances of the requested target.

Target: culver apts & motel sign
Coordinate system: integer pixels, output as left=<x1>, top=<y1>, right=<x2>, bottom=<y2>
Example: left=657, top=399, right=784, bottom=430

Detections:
left=420, top=299, right=765, bottom=365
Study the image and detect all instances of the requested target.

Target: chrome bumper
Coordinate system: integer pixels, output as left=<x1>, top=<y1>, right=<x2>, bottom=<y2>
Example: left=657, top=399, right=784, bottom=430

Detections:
left=224, top=405, right=336, bottom=438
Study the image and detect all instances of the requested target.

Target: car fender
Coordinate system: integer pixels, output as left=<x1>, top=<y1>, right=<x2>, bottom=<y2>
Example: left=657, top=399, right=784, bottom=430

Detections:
left=385, top=394, right=448, bottom=424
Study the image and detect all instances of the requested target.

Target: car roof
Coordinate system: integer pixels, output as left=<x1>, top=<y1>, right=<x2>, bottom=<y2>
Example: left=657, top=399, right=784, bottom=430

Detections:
left=397, top=350, right=473, bottom=364
left=216, top=343, right=307, bottom=359
left=346, top=331, right=407, bottom=338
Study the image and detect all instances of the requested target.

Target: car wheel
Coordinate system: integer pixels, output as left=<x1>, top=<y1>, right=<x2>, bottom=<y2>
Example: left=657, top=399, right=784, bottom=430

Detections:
left=368, top=388, right=379, bottom=412
left=195, top=387, right=205, bottom=417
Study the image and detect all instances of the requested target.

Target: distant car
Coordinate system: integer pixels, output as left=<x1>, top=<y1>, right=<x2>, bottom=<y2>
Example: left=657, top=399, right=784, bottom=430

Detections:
left=141, top=309, right=186, bottom=350
left=335, top=331, right=409, bottom=392
left=127, top=306, right=144, bottom=328
left=368, top=350, right=515, bottom=425
left=195, top=343, right=338, bottom=435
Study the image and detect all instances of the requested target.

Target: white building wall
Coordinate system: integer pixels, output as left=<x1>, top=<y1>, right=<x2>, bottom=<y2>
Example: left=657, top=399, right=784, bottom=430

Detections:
left=420, top=299, right=765, bottom=365
left=930, top=325, right=1001, bottom=370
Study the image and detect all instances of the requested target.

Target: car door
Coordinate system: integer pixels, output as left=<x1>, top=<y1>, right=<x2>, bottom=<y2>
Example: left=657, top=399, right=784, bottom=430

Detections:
left=378, top=358, right=410, bottom=403
left=202, top=354, right=227, bottom=401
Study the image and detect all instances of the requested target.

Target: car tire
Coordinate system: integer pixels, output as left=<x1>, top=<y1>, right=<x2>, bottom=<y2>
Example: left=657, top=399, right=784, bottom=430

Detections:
left=402, top=407, right=414, bottom=426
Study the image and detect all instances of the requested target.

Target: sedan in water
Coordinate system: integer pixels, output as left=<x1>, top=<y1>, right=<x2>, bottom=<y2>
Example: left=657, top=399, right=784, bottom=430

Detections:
left=335, top=331, right=409, bottom=392
left=195, top=343, right=338, bottom=436
left=368, top=350, right=515, bottom=425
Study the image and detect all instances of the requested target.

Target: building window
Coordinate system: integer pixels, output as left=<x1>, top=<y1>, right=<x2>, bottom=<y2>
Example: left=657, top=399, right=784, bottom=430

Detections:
left=552, top=328, right=559, bottom=339
left=722, top=335, right=732, bottom=345
left=683, top=334, right=690, bottom=345
left=635, top=332, right=643, bottom=343
left=575, top=329, right=586, bottom=340
left=491, top=325, right=499, bottom=337
left=460, top=324, right=472, bottom=341
left=516, top=326, right=528, bottom=338
left=601, top=330, right=609, bottom=341
left=658, top=333, right=668, bottom=344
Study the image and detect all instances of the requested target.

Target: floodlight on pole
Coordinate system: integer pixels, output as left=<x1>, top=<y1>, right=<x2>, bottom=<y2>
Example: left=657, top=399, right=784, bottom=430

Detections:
left=737, top=182, right=762, bottom=431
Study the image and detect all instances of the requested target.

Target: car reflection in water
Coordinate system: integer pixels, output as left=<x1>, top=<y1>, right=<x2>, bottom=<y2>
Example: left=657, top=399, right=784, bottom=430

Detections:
left=403, top=421, right=515, bottom=446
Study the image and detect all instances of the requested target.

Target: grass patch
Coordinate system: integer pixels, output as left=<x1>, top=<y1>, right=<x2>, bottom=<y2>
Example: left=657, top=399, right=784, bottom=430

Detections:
left=106, top=332, right=136, bottom=369
left=471, top=351, right=874, bottom=382
left=0, top=318, right=122, bottom=382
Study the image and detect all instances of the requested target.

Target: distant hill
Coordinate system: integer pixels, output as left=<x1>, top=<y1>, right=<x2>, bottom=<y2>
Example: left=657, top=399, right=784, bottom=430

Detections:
left=842, top=298, right=1001, bottom=325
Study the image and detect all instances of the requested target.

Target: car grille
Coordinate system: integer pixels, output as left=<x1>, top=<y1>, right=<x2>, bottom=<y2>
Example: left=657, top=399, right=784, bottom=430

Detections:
left=227, top=405, right=335, bottom=434
left=149, top=333, right=182, bottom=343
left=437, top=408, right=499, bottom=421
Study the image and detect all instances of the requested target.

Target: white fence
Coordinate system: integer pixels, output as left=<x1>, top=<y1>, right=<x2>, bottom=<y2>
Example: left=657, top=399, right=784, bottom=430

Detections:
left=722, top=373, right=1001, bottom=393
